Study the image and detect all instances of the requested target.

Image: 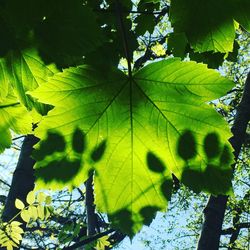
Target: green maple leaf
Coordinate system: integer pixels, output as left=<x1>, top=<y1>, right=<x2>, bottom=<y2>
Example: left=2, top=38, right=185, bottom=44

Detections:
left=0, top=48, right=55, bottom=151
left=30, top=58, right=234, bottom=235
left=170, top=0, right=250, bottom=53
left=5, top=48, right=57, bottom=115
left=0, top=58, right=9, bottom=102
left=0, top=92, right=32, bottom=153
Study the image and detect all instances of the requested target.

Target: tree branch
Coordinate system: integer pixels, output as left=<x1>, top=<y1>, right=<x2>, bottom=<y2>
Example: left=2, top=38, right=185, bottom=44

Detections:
left=221, top=222, right=250, bottom=235
left=85, top=174, right=98, bottom=236
left=63, top=229, right=115, bottom=250
left=115, top=0, right=132, bottom=78
left=0, top=179, right=10, bottom=188
left=197, top=72, right=250, bottom=250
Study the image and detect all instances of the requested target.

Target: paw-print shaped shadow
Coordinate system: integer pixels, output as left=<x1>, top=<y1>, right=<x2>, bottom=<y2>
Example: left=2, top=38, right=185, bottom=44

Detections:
left=178, top=130, right=233, bottom=194
left=33, top=128, right=106, bottom=185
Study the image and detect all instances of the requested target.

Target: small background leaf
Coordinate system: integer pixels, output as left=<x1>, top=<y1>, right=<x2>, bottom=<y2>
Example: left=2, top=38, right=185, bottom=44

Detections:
left=26, top=191, right=35, bottom=205
left=15, top=199, right=25, bottom=210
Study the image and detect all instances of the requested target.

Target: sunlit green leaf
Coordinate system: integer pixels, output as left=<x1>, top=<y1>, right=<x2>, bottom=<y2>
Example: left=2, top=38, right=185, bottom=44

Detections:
left=26, top=191, right=36, bottom=205
left=28, top=205, right=38, bottom=220
left=0, top=92, right=32, bottom=152
left=0, top=58, right=9, bottom=102
left=37, top=192, right=46, bottom=203
left=30, top=58, right=234, bottom=234
left=37, top=205, right=45, bottom=220
left=15, top=199, right=25, bottom=210
left=5, top=48, right=57, bottom=114
left=45, top=196, right=52, bottom=205
left=20, top=210, right=30, bottom=223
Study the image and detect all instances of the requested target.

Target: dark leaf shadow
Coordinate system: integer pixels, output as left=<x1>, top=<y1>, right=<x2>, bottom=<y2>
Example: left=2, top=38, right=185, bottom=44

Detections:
left=32, top=131, right=66, bottom=161
left=36, top=158, right=81, bottom=183
left=146, top=151, right=173, bottom=201
left=139, top=206, right=160, bottom=226
left=34, top=129, right=106, bottom=185
left=109, top=209, right=134, bottom=238
left=177, top=130, right=196, bottom=160
left=161, top=178, right=173, bottom=201
left=146, top=151, right=165, bottom=173
left=72, top=128, right=86, bottom=154
left=220, top=145, right=232, bottom=166
left=91, top=140, right=107, bottom=162
left=204, top=132, right=220, bottom=158
left=177, top=130, right=233, bottom=194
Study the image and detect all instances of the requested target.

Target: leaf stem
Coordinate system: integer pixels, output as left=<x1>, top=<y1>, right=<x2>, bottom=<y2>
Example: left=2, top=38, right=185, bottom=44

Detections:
left=12, top=136, right=25, bottom=141
left=115, top=0, right=132, bottom=79
left=63, top=229, right=115, bottom=250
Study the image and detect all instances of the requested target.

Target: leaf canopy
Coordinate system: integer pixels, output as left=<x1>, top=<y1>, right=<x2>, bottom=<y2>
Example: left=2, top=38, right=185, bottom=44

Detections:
left=170, top=0, right=250, bottom=53
left=5, top=48, right=57, bottom=114
left=30, top=58, right=234, bottom=234
left=0, top=0, right=245, bottom=239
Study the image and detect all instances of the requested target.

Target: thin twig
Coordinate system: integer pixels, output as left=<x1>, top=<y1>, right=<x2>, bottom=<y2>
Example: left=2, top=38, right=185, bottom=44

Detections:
left=221, top=222, right=250, bottom=235
left=63, top=229, right=115, bottom=250
left=12, top=136, right=25, bottom=141
left=94, top=9, right=165, bottom=15
left=0, top=179, right=10, bottom=188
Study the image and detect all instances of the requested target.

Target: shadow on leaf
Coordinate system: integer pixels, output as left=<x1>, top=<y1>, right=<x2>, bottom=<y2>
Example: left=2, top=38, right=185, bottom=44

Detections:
left=177, top=130, right=233, bottom=194
left=35, top=158, right=81, bottom=183
left=139, top=206, right=160, bottom=226
left=109, top=209, right=133, bottom=237
left=204, top=132, right=220, bottom=158
left=203, top=164, right=233, bottom=194
left=72, top=128, right=86, bottom=154
left=220, top=145, right=232, bottom=166
left=146, top=151, right=166, bottom=173
left=146, top=152, right=173, bottom=201
left=161, top=178, right=173, bottom=201
left=34, top=129, right=106, bottom=185
left=91, top=140, right=107, bottom=162
left=177, top=130, right=196, bottom=160
left=32, top=131, right=66, bottom=161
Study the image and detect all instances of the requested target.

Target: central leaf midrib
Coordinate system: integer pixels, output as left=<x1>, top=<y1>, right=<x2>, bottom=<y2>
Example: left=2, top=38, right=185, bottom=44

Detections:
left=85, top=79, right=129, bottom=136
left=130, top=79, right=134, bottom=214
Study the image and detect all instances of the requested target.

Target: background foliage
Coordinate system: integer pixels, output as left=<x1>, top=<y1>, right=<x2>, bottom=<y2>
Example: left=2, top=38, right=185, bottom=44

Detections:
left=0, top=0, right=249, bottom=249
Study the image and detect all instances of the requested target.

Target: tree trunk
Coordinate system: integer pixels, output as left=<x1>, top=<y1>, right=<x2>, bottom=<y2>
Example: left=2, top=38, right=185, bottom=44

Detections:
left=85, top=174, right=98, bottom=236
left=197, top=72, right=250, bottom=250
left=0, top=134, right=38, bottom=249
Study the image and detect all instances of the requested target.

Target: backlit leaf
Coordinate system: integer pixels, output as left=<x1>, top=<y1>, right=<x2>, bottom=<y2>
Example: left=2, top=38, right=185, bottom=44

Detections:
left=15, top=199, right=25, bottom=210
left=37, top=205, right=45, bottom=220
left=0, top=58, right=9, bottom=102
left=37, top=192, right=46, bottom=203
left=0, top=92, right=32, bottom=152
left=5, top=48, right=57, bottom=114
left=20, top=210, right=30, bottom=223
left=26, top=191, right=36, bottom=205
left=30, top=58, right=234, bottom=234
